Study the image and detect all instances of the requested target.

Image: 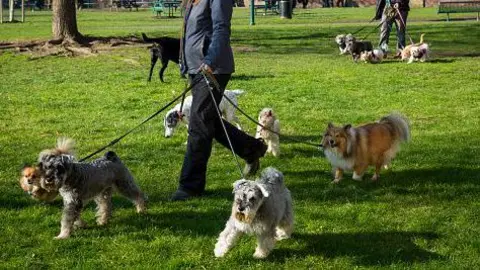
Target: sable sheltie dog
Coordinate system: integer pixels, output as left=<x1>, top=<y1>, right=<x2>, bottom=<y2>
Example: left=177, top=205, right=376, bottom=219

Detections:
left=322, top=113, right=410, bottom=183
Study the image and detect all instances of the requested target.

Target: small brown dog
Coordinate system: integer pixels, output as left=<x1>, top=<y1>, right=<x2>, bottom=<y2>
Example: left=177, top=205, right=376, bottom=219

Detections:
left=19, top=138, right=75, bottom=202
left=20, top=165, right=58, bottom=202
left=322, top=113, right=410, bottom=183
left=401, top=33, right=429, bottom=63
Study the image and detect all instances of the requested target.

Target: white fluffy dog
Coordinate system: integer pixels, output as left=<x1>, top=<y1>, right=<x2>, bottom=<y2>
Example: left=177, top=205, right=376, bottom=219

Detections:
left=214, top=167, right=293, bottom=259
left=360, top=49, right=385, bottom=64
left=163, top=89, right=244, bottom=138
left=255, top=108, right=280, bottom=157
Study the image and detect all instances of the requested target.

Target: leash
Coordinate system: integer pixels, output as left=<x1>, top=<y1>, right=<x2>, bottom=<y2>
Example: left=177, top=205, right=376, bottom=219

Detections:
left=359, top=20, right=383, bottom=41
left=392, top=4, right=414, bottom=45
left=203, top=72, right=322, bottom=149
left=350, top=17, right=377, bottom=36
left=79, top=83, right=194, bottom=162
left=201, top=70, right=245, bottom=179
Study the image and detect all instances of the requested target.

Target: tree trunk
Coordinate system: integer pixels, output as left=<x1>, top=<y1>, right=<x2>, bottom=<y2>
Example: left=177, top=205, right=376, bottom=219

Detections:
left=52, top=0, right=84, bottom=42
left=9, top=0, right=14, bottom=22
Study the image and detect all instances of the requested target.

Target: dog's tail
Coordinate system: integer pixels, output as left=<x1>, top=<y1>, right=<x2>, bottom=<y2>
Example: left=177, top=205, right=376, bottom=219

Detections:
left=260, top=167, right=284, bottom=187
left=419, top=33, right=425, bottom=44
left=380, top=113, right=411, bottom=143
left=141, top=32, right=154, bottom=43
left=39, top=137, right=76, bottom=160
left=228, top=89, right=244, bottom=96
left=104, top=151, right=121, bottom=162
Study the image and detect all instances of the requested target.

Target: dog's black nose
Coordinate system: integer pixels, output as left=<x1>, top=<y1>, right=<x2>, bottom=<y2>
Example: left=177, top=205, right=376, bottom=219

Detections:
left=27, top=179, right=33, bottom=185
left=238, top=206, right=245, bottom=212
left=329, top=139, right=335, bottom=146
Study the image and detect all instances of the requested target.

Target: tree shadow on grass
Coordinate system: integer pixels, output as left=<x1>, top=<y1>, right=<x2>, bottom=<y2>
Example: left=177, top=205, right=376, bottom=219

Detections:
left=231, top=74, right=276, bottom=81
left=269, top=231, right=443, bottom=265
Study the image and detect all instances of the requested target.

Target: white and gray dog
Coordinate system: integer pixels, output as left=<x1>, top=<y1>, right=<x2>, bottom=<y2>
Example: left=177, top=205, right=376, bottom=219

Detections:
left=214, top=167, right=293, bottom=259
left=38, top=146, right=147, bottom=239
left=335, top=34, right=348, bottom=55
left=163, top=89, right=244, bottom=138
left=255, top=108, right=280, bottom=157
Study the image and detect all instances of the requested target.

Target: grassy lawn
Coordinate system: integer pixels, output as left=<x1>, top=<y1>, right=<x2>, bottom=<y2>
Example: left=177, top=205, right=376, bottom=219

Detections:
left=1, top=7, right=480, bottom=269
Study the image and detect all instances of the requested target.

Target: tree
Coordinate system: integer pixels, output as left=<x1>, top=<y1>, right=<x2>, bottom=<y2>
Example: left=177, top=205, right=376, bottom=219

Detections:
left=51, top=0, right=84, bottom=43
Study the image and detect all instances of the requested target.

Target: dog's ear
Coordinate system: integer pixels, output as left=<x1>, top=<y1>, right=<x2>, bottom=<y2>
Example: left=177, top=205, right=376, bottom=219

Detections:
left=344, top=124, right=352, bottom=131
left=256, top=184, right=269, bottom=198
left=232, top=179, right=249, bottom=192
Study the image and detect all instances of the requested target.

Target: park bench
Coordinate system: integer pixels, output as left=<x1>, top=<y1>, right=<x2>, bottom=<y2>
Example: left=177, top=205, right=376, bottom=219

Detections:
left=152, top=0, right=182, bottom=17
left=255, top=0, right=279, bottom=15
left=112, top=0, right=139, bottom=11
left=438, top=0, right=480, bottom=21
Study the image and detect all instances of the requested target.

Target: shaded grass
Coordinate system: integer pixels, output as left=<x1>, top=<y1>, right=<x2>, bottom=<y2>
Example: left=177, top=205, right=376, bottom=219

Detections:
left=1, top=6, right=480, bottom=270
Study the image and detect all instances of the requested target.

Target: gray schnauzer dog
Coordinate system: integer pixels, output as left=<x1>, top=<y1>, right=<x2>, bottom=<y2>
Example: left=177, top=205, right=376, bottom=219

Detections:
left=214, top=167, right=293, bottom=259
left=345, top=34, right=373, bottom=62
left=38, top=149, right=147, bottom=239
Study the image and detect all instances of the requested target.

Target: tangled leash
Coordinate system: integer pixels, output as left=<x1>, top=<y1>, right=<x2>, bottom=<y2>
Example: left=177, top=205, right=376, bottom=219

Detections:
left=201, top=70, right=245, bottom=178
left=79, top=83, right=195, bottom=162
left=203, top=71, right=322, bottom=150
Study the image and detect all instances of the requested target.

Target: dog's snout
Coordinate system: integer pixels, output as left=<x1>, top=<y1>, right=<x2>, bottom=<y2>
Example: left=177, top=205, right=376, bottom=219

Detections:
left=329, top=139, right=335, bottom=146
left=165, top=134, right=171, bottom=138
left=238, top=206, right=245, bottom=212
left=27, top=179, right=33, bottom=185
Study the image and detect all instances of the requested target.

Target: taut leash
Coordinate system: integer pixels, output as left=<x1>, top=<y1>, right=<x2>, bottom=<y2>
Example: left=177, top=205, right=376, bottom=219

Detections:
left=79, top=83, right=195, bottom=162
left=201, top=70, right=245, bottom=178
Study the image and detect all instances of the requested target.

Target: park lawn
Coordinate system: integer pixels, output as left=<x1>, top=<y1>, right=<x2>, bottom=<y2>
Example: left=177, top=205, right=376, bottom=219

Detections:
left=1, top=7, right=480, bottom=269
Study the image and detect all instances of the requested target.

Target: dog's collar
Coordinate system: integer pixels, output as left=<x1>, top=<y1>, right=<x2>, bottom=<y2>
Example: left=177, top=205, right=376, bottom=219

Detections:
left=176, top=111, right=184, bottom=121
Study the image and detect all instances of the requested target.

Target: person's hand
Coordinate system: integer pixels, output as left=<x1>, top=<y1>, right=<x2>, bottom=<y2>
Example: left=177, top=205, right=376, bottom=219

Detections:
left=199, top=63, right=213, bottom=74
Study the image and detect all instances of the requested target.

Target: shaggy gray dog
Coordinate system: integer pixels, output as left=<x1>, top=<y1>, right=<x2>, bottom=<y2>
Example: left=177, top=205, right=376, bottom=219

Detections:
left=38, top=150, right=147, bottom=239
left=214, top=167, right=293, bottom=258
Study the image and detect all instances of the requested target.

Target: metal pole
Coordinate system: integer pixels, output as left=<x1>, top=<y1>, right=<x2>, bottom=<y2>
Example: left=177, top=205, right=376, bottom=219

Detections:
left=0, top=0, right=3, bottom=24
left=9, top=0, right=14, bottom=22
left=21, top=0, right=24, bottom=22
left=250, top=0, right=255, bottom=25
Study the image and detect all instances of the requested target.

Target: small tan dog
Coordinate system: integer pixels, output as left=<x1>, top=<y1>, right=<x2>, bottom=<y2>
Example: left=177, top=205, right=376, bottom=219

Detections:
left=20, top=165, right=58, bottom=202
left=255, top=108, right=280, bottom=157
left=322, top=113, right=410, bottom=183
left=401, top=34, right=429, bottom=64
left=19, top=138, right=75, bottom=202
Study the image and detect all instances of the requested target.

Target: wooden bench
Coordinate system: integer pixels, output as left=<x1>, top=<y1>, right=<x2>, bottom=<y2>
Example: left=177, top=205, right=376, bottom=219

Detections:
left=438, top=0, right=480, bottom=21
left=255, top=0, right=279, bottom=15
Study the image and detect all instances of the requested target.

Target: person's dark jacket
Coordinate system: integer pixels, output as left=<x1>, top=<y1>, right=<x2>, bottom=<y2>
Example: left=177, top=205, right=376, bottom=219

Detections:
left=180, top=0, right=235, bottom=75
left=375, top=0, right=410, bottom=20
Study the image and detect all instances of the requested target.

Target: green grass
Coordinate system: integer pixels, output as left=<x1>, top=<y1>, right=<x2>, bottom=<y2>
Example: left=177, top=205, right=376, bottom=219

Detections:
left=1, top=7, right=480, bottom=269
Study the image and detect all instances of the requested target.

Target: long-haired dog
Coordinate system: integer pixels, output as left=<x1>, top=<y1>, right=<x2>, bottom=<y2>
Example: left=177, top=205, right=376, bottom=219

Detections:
left=142, top=33, right=180, bottom=82
left=322, top=113, right=410, bottom=183
left=255, top=108, right=280, bottom=157
left=345, top=34, right=373, bottom=62
left=214, top=167, right=293, bottom=259
left=401, top=34, right=430, bottom=64
left=19, top=138, right=75, bottom=202
left=360, top=49, right=385, bottom=64
left=164, top=89, right=244, bottom=138
left=37, top=140, right=147, bottom=239
left=335, top=34, right=348, bottom=55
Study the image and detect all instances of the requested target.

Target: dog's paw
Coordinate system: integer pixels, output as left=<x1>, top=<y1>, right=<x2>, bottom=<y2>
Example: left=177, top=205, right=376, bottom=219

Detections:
left=332, top=178, right=342, bottom=184
left=253, top=250, right=269, bottom=259
left=371, top=174, right=379, bottom=182
left=214, top=247, right=227, bottom=258
left=54, top=233, right=70, bottom=240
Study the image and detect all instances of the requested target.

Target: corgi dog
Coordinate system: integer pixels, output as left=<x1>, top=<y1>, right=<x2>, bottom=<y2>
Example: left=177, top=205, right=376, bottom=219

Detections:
left=322, top=113, right=410, bottom=183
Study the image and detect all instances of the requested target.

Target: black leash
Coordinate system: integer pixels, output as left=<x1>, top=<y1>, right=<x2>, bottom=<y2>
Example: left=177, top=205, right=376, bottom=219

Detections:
left=359, top=20, right=383, bottom=41
left=79, top=83, right=194, bottom=162
left=201, top=70, right=245, bottom=178
left=203, top=72, right=322, bottom=149
left=350, top=17, right=377, bottom=36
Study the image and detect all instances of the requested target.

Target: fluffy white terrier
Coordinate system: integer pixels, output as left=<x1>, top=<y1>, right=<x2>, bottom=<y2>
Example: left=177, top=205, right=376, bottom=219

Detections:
left=255, top=108, right=280, bottom=157
left=163, top=89, right=244, bottom=138
left=360, top=49, right=385, bottom=64
left=214, top=167, right=293, bottom=259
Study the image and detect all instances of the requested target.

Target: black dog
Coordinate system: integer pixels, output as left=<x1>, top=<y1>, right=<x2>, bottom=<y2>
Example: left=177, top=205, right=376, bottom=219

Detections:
left=142, top=33, right=180, bottom=82
left=345, top=34, right=373, bottom=62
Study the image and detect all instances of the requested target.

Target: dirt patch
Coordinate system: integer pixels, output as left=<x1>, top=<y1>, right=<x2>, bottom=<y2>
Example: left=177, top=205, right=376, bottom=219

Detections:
left=0, top=36, right=149, bottom=59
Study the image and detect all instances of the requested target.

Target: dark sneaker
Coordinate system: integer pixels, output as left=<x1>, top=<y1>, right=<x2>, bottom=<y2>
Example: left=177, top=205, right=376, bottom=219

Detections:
left=243, top=139, right=268, bottom=178
left=170, top=189, right=197, bottom=201
left=243, top=159, right=260, bottom=178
